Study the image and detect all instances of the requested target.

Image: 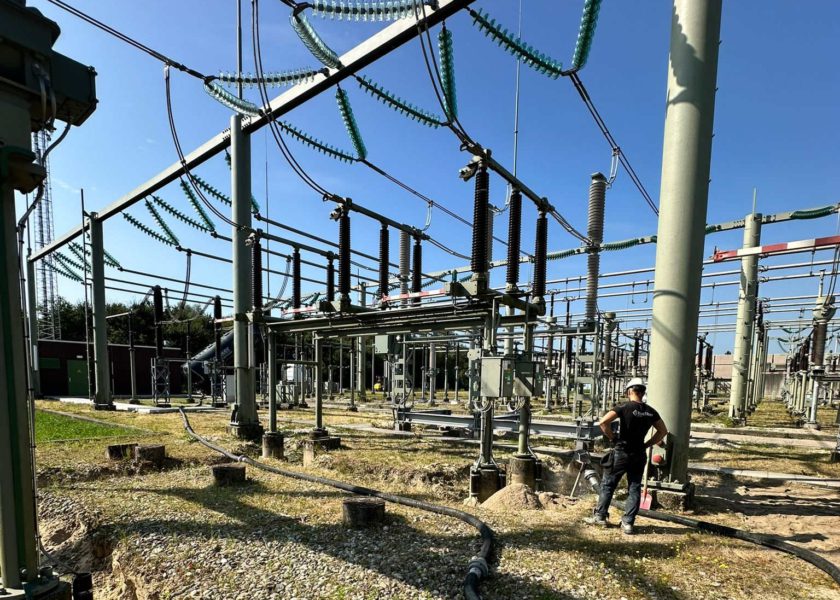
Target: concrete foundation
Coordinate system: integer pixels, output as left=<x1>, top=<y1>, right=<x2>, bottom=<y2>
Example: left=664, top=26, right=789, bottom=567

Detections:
left=134, top=444, right=166, bottom=467
left=105, top=443, right=137, bottom=461
left=342, top=497, right=386, bottom=528
left=261, top=432, right=285, bottom=460
left=211, top=463, right=246, bottom=486
left=471, top=465, right=504, bottom=503
left=227, top=422, right=265, bottom=442
left=508, top=454, right=538, bottom=490
left=651, top=483, right=696, bottom=511
left=303, top=436, right=342, bottom=467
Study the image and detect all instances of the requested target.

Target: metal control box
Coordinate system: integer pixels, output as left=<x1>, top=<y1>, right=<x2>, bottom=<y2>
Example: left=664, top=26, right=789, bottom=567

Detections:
left=480, top=356, right=515, bottom=398
left=514, top=360, right=545, bottom=397
left=374, top=334, right=395, bottom=355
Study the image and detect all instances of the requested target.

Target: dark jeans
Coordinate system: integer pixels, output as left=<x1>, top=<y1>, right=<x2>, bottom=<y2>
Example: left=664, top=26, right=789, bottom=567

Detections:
left=594, top=447, right=646, bottom=524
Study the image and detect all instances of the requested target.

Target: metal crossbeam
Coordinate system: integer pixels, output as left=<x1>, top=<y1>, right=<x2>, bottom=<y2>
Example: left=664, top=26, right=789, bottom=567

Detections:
left=30, top=0, right=476, bottom=263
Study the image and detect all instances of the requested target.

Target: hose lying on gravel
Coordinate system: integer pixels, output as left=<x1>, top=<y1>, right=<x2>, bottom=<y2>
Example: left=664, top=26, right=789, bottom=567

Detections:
left=179, top=410, right=494, bottom=600
left=607, top=493, right=840, bottom=586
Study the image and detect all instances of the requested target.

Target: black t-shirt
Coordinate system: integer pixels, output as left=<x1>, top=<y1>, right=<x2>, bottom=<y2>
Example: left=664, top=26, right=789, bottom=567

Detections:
left=610, top=401, right=661, bottom=453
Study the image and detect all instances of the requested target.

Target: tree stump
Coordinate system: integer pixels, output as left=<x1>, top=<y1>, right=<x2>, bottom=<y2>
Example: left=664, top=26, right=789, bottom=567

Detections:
left=105, top=443, right=137, bottom=461
left=134, top=444, right=166, bottom=467
left=342, top=497, right=385, bottom=528
left=211, top=463, right=246, bottom=486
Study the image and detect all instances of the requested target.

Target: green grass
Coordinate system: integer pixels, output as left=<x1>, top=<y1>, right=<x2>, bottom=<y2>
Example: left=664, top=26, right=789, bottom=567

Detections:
left=35, top=410, right=134, bottom=443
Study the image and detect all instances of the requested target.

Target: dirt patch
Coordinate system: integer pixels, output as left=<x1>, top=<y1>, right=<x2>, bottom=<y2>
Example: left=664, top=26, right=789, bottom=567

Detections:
left=39, top=493, right=114, bottom=574
left=482, top=483, right=543, bottom=512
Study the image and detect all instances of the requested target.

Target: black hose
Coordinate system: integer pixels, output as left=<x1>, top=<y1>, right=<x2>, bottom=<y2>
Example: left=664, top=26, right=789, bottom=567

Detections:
left=178, top=409, right=493, bottom=599
left=506, top=190, right=522, bottom=288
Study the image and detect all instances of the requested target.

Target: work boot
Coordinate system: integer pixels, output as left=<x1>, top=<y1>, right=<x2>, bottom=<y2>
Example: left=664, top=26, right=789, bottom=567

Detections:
left=621, top=521, right=634, bottom=535
left=584, top=515, right=607, bottom=527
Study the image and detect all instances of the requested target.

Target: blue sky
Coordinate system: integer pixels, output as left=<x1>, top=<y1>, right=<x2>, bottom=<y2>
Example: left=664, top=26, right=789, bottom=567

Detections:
left=20, top=0, right=840, bottom=352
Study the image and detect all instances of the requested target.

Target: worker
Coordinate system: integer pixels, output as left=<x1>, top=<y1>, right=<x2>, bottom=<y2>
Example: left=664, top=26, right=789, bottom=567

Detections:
left=584, top=377, right=668, bottom=534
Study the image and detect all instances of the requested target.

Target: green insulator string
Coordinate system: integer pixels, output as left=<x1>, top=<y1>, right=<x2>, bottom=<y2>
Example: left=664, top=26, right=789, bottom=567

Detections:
left=218, top=154, right=261, bottom=214
left=55, top=252, right=85, bottom=273
left=123, top=213, right=177, bottom=247
left=103, top=249, right=121, bottom=269
left=290, top=12, right=343, bottom=69
left=336, top=87, right=367, bottom=160
left=276, top=120, right=357, bottom=163
left=469, top=8, right=564, bottom=79
left=52, top=255, right=83, bottom=282
left=203, top=80, right=262, bottom=117
left=145, top=199, right=180, bottom=246
left=68, top=242, right=90, bottom=269
left=571, top=0, right=602, bottom=70
left=151, top=195, right=212, bottom=232
left=547, top=248, right=579, bottom=261
left=311, top=0, right=426, bottom=21
left=216, top=67, right=322, bottom=88
left=356, top=76, right=443, bottom=128
left=189, top=176, right=230, bottom=208
left=790, top=206, right=837, bottom=220
left=437, top=25, right=458, bottom=121
left=180, top=179, right=219, bottom=231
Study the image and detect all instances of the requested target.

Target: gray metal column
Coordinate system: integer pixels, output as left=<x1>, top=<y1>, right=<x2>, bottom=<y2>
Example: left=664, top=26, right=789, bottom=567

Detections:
left=728, top=213, right=762, bottom=420
left=314, top=335, right=326, bottom=434
left=428, top=341, right=437, bottom=404
left=268, top=330, right=277, bottom=432
left=89, top=213, right=113, bottom=410
left=0, top=143, right=39, bottom=591
left=229, top=114, right=261, bottom=439
left=25, top=253, right=40, bottom=398
left=356, top=283, right=367, bottom=398
left=646, top=0, right=722, bottom=484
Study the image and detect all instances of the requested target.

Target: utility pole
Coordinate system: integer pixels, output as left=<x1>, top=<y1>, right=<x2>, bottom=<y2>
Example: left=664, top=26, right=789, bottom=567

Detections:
left=728, top=212, right=761, bottom=422
left=646, top=0, right=722, bottom=489
left=228, top=114, right=262, bottom=440
left=0, top=0, right=97, bottom=594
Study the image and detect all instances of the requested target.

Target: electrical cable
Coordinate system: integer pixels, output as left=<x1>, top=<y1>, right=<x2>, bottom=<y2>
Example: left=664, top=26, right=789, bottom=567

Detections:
left=180, top=409, right=494, bottom=600
left=43, top=0, right=206, bottom=80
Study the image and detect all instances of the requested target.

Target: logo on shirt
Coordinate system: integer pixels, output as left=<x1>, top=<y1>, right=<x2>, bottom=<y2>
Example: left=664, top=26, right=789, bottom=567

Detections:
left=632, top=409, right=655, bottom=418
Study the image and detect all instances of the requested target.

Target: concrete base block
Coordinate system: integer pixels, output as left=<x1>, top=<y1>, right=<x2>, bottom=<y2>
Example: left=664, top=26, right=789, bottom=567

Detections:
left=134, top=444, right=166, bottom=467
left=262, top=432, right=285, bottom=460
left=93, top=403, right=116, bottom=411
left=105, top=443, right=138, bottom=461
left=441, top=428, right=464, bottom=438
left=211, top=463, right=246, bottom=486
left=303, top=436, right=342, bottom=467
left=346, top=405, right=359, bottom=412
left=830, top=450, right=839, bottom=463
left=227, top=422, right=265, bottom=442
left=470, top=465, right=504, bottom=503
left=508, top=455, right=538, bottom=490
left=396, top=421, right=412, bottom=432
left=651, top=483, right=695, bottom=511
left=342, top=497, right=386, bottom=528
left=803, top=421, right=822, bottom=431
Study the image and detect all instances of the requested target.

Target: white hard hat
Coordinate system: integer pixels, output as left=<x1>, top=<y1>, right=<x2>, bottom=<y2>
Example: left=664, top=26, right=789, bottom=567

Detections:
left=624, top=377, right=647, bottom=392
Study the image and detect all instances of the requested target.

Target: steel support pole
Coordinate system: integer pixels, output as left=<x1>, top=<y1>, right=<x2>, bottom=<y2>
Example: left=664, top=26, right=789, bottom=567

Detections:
left=0, top=152, right=38, bottom=590
left=646, top=0, right=722, bottom=484
left=356, top=284, right=367, bottom=398
left=728, top=213, right=761, bottom=420
left=428, top=341, right=436, bottom=404
left=268, top=330, right=277, bottom=432
left=229, top=114, right=260, bottom=438
left=25, top=254, right=40, bottom=398
left=314, top=336, right=325, bottom=433
left=89, top=213, right=112, bottom=410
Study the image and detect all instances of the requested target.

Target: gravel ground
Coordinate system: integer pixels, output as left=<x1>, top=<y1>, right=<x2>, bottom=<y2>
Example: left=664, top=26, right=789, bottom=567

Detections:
left=34, top=401, right=840, bottom=600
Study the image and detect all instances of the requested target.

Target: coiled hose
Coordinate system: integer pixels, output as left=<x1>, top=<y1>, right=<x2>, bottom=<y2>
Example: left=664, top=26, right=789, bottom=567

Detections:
left=179, top=410, right=494, bottom=599
left=506, top=190, right=522, bottom=288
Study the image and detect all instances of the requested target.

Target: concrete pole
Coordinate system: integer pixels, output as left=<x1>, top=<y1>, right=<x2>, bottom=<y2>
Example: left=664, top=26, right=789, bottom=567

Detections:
left=229, top=114, right=261, bottom=438
left=25, top=254, right=40, bottom=398
left=728, top=213, right=762, bottom=420
left=268, top=330, right=277, bottom=432
left=646, top=0, right=722, bottom=484
left=89, top=213, right=113, bottom=410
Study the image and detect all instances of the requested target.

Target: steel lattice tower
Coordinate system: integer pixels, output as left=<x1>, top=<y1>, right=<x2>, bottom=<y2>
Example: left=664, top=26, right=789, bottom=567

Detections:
left=33, top=130, right=61, bottom=339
